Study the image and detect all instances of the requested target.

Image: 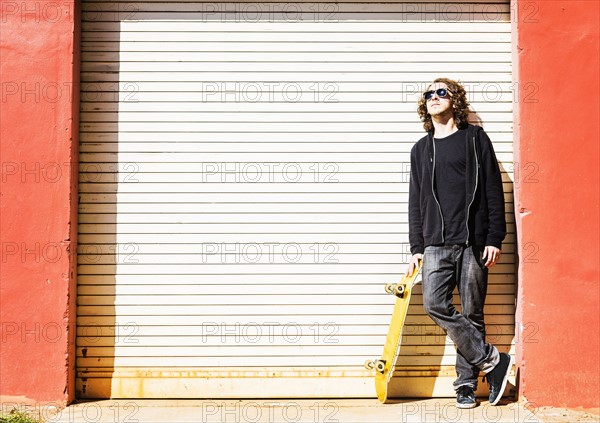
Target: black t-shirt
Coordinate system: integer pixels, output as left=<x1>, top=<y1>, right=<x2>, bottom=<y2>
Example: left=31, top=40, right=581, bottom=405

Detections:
left=434, top=128, right=468, bottom=245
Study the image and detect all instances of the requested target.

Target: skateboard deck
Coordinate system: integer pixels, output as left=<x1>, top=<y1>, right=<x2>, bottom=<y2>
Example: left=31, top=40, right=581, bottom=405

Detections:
left=365, top=260, right=423, bottom=403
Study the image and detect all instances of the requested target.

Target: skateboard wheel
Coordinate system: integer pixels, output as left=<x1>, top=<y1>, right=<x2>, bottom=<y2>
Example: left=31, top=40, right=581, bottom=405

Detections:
left=394, top=284, right=406, bottom=297
left=375, top=360, right=386, bottom=374
left=364, top=360, right=375, bottom=370
left=384, top=283, right=395, bottom=294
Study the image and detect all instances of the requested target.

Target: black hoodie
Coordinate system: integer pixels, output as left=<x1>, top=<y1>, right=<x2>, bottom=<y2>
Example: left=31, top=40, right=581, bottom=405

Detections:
left=408, top=124, right=506, bottom=255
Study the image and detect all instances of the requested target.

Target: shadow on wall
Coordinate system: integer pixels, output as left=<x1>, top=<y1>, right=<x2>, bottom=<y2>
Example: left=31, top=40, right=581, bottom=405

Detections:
left=76, top=9, right=121, bottom=399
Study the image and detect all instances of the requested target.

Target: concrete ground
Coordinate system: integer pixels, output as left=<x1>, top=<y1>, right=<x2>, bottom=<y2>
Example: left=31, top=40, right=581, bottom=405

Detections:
left=26, top=399, right=596, bottom=423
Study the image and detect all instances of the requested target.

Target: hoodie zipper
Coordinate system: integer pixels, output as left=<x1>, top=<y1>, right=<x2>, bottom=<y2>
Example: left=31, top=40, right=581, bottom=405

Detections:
left=431, top=135, right=445, bottom=244
left=465, top=135, right=479, bottom=247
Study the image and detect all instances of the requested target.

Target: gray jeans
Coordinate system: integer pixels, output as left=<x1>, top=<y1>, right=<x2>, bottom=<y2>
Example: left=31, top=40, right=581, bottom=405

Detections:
left=422, top=244, right=500, bottom=390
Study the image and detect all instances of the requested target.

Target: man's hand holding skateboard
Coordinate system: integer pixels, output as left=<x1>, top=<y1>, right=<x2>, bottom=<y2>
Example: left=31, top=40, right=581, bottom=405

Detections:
left=405, top=253, right=423, bottom=277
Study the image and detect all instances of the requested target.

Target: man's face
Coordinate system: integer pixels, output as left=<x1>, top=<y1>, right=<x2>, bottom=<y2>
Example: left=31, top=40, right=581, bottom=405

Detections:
left=425, top=82, right=453, bottom=117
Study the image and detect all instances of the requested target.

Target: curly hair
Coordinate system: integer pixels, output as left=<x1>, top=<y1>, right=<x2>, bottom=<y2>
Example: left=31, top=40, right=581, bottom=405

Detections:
left=417, top=78, right=470, bottom=133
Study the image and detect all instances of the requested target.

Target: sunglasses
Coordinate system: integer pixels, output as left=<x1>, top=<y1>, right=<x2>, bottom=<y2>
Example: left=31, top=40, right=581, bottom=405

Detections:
left=423, top=88, right=451, bottom=101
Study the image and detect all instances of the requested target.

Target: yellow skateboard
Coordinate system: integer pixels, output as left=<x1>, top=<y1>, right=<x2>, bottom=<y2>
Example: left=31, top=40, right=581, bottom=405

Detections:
left=364, top=259, right=423, bottom=403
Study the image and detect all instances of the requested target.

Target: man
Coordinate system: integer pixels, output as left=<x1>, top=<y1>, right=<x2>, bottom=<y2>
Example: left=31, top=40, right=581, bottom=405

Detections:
left=405, top=78, right=512, bottom=408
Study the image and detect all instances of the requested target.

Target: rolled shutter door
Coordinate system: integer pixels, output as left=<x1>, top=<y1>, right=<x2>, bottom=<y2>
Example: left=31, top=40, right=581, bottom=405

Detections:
left=77, top=0, right=515, bottom=398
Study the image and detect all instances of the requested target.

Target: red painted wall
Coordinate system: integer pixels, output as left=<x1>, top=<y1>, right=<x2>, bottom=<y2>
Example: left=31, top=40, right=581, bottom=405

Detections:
left=512, top=0, right=600, bottom=410
left=0, top=0, right=80, bottom=406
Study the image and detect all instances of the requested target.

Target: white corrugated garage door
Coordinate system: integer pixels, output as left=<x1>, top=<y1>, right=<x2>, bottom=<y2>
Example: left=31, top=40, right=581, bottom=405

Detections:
left=77, top=0, right=515, bottom=398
